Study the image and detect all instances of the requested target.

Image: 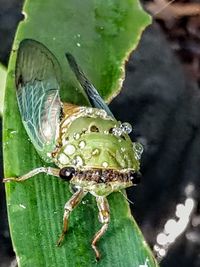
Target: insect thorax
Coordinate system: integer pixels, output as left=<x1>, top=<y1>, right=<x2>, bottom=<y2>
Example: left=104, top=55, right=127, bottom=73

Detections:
left=52, top=105, right=140, bottom=195
left=54, top=105, right=139, bottom=169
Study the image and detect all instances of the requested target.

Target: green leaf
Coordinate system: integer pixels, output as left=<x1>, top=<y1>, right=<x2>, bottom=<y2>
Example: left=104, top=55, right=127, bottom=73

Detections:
left=0, top=63, right=7, bottom=116
left=3, top=1, right=157, bottom=267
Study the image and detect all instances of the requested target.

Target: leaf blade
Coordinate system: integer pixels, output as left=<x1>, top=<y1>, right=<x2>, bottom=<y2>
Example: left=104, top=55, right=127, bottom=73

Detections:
left=0, top=63, right=7, bottom=116
left=3, top=1, right=158, bottom=267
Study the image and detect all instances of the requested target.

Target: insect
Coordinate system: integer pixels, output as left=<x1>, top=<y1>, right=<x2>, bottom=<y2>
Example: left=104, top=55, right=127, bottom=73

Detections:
left=4, top=39, right=143, bottom=260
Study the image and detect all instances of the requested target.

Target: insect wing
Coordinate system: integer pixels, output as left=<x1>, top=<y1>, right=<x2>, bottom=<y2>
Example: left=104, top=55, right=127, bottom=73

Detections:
left=66, top=53, right=114, bottom=119
left=15, top=39, right=62, bottom=162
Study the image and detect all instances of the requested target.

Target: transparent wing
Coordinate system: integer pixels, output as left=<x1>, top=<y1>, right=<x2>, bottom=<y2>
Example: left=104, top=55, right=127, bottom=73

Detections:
left=15, top=39, right=62, bottom=161
left=65, top=53, right=114, bottom=118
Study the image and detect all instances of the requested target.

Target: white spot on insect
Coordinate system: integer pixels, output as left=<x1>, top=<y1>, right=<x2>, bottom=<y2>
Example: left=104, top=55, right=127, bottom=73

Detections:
left=19, top=204, right=26, bottom=209
left=74, top=133, right=80, bottom=140
left=76, top=42, right=81, bottom=47
left=85, top=108, right=93, bottom=114
left=73, top=156, right=84, bottom=167
left=58, top=154, right=70, bottom=165
left=102, top=161, right=108, bottom=168
left=62, top=138, right=69, bottom=145
left=92, top=148, right=100, bottom=155
left=124, top=154, right=128, bottom=160
left=96, top=109, right=107, bottom=117
left=64, top=144, right=76, bottom=155
left=78, top=140, right=86, bottom=149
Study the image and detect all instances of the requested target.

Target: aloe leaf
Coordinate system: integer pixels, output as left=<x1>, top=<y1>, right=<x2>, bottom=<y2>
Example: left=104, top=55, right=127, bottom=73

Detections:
left=3, top=1, right=158, bottom=267
left=0, top=63, right=7, bottom=116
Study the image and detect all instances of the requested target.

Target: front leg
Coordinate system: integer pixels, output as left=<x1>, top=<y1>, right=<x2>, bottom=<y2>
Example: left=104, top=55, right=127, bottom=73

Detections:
left=92, top=196, right=110, bottom=261
left=3, top=167, right=60, bottom=182
left=57, top=188, right=87, bottom=246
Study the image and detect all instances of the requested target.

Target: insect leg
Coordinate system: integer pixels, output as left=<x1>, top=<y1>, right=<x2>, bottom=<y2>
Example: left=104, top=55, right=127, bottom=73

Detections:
left=92, top=196, right=110, bottom=261
left=3, top=167, right=60, bottom=182
left=57, top=188, right=87, bottom=246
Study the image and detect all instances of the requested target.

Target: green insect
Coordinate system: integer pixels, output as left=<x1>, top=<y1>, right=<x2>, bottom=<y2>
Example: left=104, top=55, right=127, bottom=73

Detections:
left=4, top=39, right=143, bottom=260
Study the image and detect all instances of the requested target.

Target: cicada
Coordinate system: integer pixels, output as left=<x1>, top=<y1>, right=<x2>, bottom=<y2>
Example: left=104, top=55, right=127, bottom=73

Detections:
left=4, top=39, right=143, bottom=260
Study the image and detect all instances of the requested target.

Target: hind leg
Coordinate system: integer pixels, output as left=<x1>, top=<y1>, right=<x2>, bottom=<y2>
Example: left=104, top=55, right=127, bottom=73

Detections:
left=57, top=188, right=87, bottom=246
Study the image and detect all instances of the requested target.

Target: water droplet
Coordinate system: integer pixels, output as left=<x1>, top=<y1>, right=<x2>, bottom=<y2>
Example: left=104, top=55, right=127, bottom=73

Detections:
left=19, top=204, right=26, bottom=209
left=120, top=122, right=132, bottom=134
left=133, top=142, right=143, bottom=160
left=58, top=154, right=70, bottom=164
left=7, top=129, right=18, bottom=139
left=10, top=130, right=17, bottom=135
left=76, top=42, right=81, bottom=47
left=77, top=33, right=81, bottom=37
left=78, top=140, right=86, bottom=149
left=102, top=161, right=108, bottom=168
left=82, top=199, right=89, bottom=205
left=64, top=144, right=76, bottom=155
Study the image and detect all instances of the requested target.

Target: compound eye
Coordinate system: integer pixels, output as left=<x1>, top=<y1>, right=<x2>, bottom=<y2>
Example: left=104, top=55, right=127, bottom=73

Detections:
left=59, top=167, right=76, bottom=181
left=129, top=171, right=142, bottom=185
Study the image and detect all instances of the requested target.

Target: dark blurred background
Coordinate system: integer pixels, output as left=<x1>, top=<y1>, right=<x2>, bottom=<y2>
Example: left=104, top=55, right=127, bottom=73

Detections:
left=0, top=0, right=200, bottom=266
